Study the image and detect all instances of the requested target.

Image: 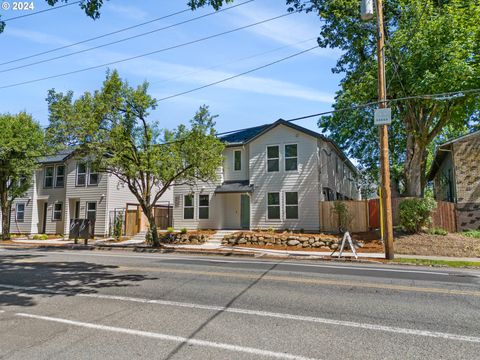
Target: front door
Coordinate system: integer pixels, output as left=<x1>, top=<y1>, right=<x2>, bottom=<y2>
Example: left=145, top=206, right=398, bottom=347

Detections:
left=74, top=201, right=80, bottom=219
left=41, top=202, right=47, bottom=234
left=240, top=195, right=250, bottom=229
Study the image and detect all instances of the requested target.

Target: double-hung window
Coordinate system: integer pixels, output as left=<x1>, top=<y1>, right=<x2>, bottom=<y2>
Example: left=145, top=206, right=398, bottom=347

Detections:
left=267, top=146, right=279, bottom=172
left=16, top=203, right=25, bottom=222
left=234, top=150, right=242, bottom=171
left=88, top=166, right=99, bottom=186
left=44, top=166, right=54, bottom=188
left=285, top=144, right=298, bottom=171
left=53, top=202, right=63, bottom=221
left=184, top=194, right=194, bottom=219
left=55, top=165, right=65, bottom=188
left=86, top=202, right=97, bottom=221
left=76, top=162, right=87, bottom=186
left=267, top=192, right=280, bottom=219
left=199, top=195, right=209, bottom=219
left=285, top=192, right=299, bottom=219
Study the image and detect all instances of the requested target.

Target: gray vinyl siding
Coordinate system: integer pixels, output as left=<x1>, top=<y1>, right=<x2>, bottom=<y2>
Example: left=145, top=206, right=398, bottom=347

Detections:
left=10, top=170, right=37, bottom=234
left=37, top=164, right=67, bottom=234
left=223, top=146, right=248, bottom=181
left=249, top=124, right=320, bottom=231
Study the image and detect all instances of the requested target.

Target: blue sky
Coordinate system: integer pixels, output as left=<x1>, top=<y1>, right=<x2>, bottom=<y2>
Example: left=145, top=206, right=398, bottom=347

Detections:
left=0, top=0, right=344, bottom=134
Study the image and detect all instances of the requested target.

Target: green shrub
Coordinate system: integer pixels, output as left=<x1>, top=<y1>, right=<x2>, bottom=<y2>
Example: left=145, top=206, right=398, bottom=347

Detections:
left=113, top=214, right=123, bottom=240
left=180, top=228, right=187, bottom=234
left=32, top=234, right=48, bottom=240
left=399, top=198, right=437, bottom=233
left=166, top=227, right=175, bottom=233
left=463, top=230, right=480, bottom=239
left=428, top=227, right=448, bottom=236
left=332, top=201, right=351, bottom=232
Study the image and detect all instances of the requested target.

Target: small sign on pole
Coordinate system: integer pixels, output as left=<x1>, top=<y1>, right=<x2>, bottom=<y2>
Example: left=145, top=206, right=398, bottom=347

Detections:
left=374, top=108, right=392, bottom=126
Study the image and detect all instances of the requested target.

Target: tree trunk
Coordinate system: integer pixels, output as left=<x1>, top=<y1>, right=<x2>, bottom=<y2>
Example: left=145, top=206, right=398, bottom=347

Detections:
left=147, top=211, right=159, bottom=247
left=404, top=135, right=427, bottom=197
left=1, top=201, right=10, bottom=241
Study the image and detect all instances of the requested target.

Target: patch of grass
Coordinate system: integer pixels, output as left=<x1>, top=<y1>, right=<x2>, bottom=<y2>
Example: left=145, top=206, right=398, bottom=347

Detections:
left=32, top=234, right=48, bottom=240
left=394, top=258, right=480, bottom=268
left=428, top=227, right=448, bottom=236
left=463, top=230, right=480, bottom=239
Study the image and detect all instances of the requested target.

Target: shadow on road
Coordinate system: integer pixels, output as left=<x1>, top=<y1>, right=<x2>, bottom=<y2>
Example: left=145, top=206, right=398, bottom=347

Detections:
left=0, top=250, right=156, bottom=308
left=164, top=259, right=285, bottom=359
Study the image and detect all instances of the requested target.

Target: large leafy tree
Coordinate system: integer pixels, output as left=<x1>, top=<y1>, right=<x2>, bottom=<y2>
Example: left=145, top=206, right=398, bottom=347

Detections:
left=190, top=0, right=480, bottom=196
left=0, top=0, right=106, bottom=33
left=0, top=113, right=46, bottom=240
left=46, top=70, right=224, bottom=246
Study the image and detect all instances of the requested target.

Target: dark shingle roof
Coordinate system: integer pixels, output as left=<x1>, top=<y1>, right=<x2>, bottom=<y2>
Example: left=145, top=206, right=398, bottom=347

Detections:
left=219, top=124, right=270, bottom=145
left=37, top=148, right=76, bottom=164
left=215, top=180, right=254, bottom=193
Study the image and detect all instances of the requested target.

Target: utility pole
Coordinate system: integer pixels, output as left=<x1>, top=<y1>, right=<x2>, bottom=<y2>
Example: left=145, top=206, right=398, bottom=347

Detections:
left=362, top=0, right=394, bottom=259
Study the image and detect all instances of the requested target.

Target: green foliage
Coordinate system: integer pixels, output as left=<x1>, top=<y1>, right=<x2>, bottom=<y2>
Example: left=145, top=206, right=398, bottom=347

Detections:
left=463, top=230, right=480, bottom=239
left=46, top=70, right=224, bottom=246
left=180, top=228, right=188, bottom=234
left=399, top=198, right=437, bottom=233
left=32, top=234, right=48, bottom=240
left=0, top=112, right=46, bottom=240
left=113, top=213, right=123, bottom=240
left=166, top=227, right=175, bottom=233
left=395, top=258, right=480, bottom=268
left=428, top=227, right=448, bottom=236
left=332, top=201, right=351, bottom=232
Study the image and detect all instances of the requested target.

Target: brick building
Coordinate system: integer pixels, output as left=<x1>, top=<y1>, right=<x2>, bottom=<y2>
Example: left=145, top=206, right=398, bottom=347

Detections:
left=428, top=130, right=480, bottom=230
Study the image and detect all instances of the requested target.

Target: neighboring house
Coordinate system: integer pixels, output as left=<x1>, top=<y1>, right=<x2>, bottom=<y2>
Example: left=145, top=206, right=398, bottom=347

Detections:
left=428, top=130, right=480, bottom=230
left=173, top=119, right=360, bottom=231
left=5, top=148, right=172, bottom=237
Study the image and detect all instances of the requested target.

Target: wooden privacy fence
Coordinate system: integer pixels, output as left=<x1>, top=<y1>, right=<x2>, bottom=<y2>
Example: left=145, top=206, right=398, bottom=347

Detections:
left=319, top=200, right=369, bottom=233
left=320, top=198, right=458, bottom=233
left=124, top=204, right=173, bottom=236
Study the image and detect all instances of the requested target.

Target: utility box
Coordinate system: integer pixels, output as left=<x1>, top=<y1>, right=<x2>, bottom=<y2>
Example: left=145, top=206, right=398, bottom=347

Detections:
left=361, top=0, right=374, bottom=21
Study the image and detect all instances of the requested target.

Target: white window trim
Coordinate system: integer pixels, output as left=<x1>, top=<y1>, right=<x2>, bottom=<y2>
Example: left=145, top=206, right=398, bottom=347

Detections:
left=266, top=145, right=280, bottom=173
left=86, top=201, right=97, bottom=219
left=198, top=194, right=209, bottom=220
left=183, top=194, right=195, bottom=220
left=284, top=191, right=299, bottom=220
left=44, top=165, right=54, bottom=188
left=233, top=149, right=242, bottom=172
left=266, top=192, right=281, bottom=221
left=88, top=166, right=99, bottom=186
left=52, top=202, right=63, bottom=221
left=15, top=202, right=26, bottom=222
left=284, top=143, right=298, bottom=172
left=76, top=162, right=87, bottom=187
left=55, top=164, right=65, bottom=188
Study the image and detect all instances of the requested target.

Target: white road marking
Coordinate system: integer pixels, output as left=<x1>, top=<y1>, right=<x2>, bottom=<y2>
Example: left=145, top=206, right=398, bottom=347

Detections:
left=16, top=249, right=451, bottom=276
left=15, top=313, right=319, bottom=360
left=2, top=283, right=480, bottom=344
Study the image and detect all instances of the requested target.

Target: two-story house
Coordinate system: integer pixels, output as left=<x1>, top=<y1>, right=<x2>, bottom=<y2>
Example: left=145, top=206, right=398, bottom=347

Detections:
left=172, top=120, right=360, bottom=231
left=6, top=148, right=172, bottom=237
left=428, top=130, right=480, bottom=230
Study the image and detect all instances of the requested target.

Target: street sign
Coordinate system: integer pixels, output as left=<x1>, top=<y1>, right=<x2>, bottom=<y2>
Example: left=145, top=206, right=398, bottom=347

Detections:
left=374, top=108, right=392, bottom=125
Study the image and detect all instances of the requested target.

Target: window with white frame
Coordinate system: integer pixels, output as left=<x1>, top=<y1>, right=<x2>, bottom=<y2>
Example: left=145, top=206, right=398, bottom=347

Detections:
left=88, top=165, right=99, bottom=186
left=55, top=165, right=65, bottom=188
left=199, top=194, right=209, bottom=219
left=86, top=202, right=97, bottom=221
left=53, top=202, right=63, bottom=221
left=267, top=146, right=279, bottom=172
left=285, top=192, right=298, bottom=219
left=184, top=194, right=194, bottom=219
left=234, top=150, right=242, bottom=171
left=267, top=192, right=280, bottom=219
left=16, top=203, right=25, bottom=222
left=285, top=144, right=298, bottom=171
left=76, top=162, right=87, bottom=186
left=44, top=166, right=54, bottom=188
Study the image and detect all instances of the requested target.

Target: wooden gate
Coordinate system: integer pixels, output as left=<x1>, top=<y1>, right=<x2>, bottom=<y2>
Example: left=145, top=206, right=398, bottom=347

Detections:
left=431, top=201, right=457, bottom=232
left=125, top=209, right=140, bottom=236
left=368, top=199, right=380, bottom=229
left=154, top=207, right=172, bottom=230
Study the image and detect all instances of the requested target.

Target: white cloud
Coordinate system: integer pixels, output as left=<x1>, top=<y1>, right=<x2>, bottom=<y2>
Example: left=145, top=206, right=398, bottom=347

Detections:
left=106, top=4, right=148, bottom=21
left=4, top=28, right=71, bottom=46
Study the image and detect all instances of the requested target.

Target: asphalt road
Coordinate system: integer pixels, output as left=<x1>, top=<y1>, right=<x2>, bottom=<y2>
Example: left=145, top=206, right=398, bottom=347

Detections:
left=0, top=248, right=480, bottom=359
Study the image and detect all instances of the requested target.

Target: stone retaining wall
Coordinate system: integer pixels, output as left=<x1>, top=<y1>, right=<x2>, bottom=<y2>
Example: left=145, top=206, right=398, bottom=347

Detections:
left=159, top=233, right=209, bottom=244
left=222, top=233, right=343, bottom=250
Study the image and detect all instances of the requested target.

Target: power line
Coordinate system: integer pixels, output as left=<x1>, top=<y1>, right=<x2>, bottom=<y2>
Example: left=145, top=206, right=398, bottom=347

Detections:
left=0, top=7, right=192, bottom=66
left=1, top=1, right=81, bottom=22
left=0, top=0, right=255, bottom=72
left=0, top=12, right=295, bottom=89
left=156, top=45, right=320, bottom=101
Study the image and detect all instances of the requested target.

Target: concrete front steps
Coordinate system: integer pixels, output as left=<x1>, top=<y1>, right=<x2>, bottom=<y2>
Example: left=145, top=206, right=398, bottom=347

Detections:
left=205, top=230, right=240, bottom=248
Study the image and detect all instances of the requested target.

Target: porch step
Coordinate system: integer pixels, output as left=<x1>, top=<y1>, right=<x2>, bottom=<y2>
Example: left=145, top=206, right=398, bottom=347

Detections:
left=131, top=230, right=147, bottom=242
left=208, top=230, right=240, bottom=242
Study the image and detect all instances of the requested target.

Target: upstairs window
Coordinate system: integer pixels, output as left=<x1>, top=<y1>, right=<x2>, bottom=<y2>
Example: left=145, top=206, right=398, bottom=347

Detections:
left=44, top=166, right=54, bottom=188
left=53, top=203, right=63, bottom=221
left=76, top=162, right=87, bottom=186
left=285, top=192, right=298, bottom=219
left=267, top=192, right=280, bottom=219
left=199, top=195, right=209, bottom=219
left=184, top=194, right=194, bottom=219
left=285, top=144, right=298, bottom=171
left=234, top=150, right=242, bottom=171
left=88, top=166, right=99, bottom=186
left=267, top=146, right=279, bottom=172
left=55, top=165, right=65, bottom=188
left=16, top=203, right=25, bottom=222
